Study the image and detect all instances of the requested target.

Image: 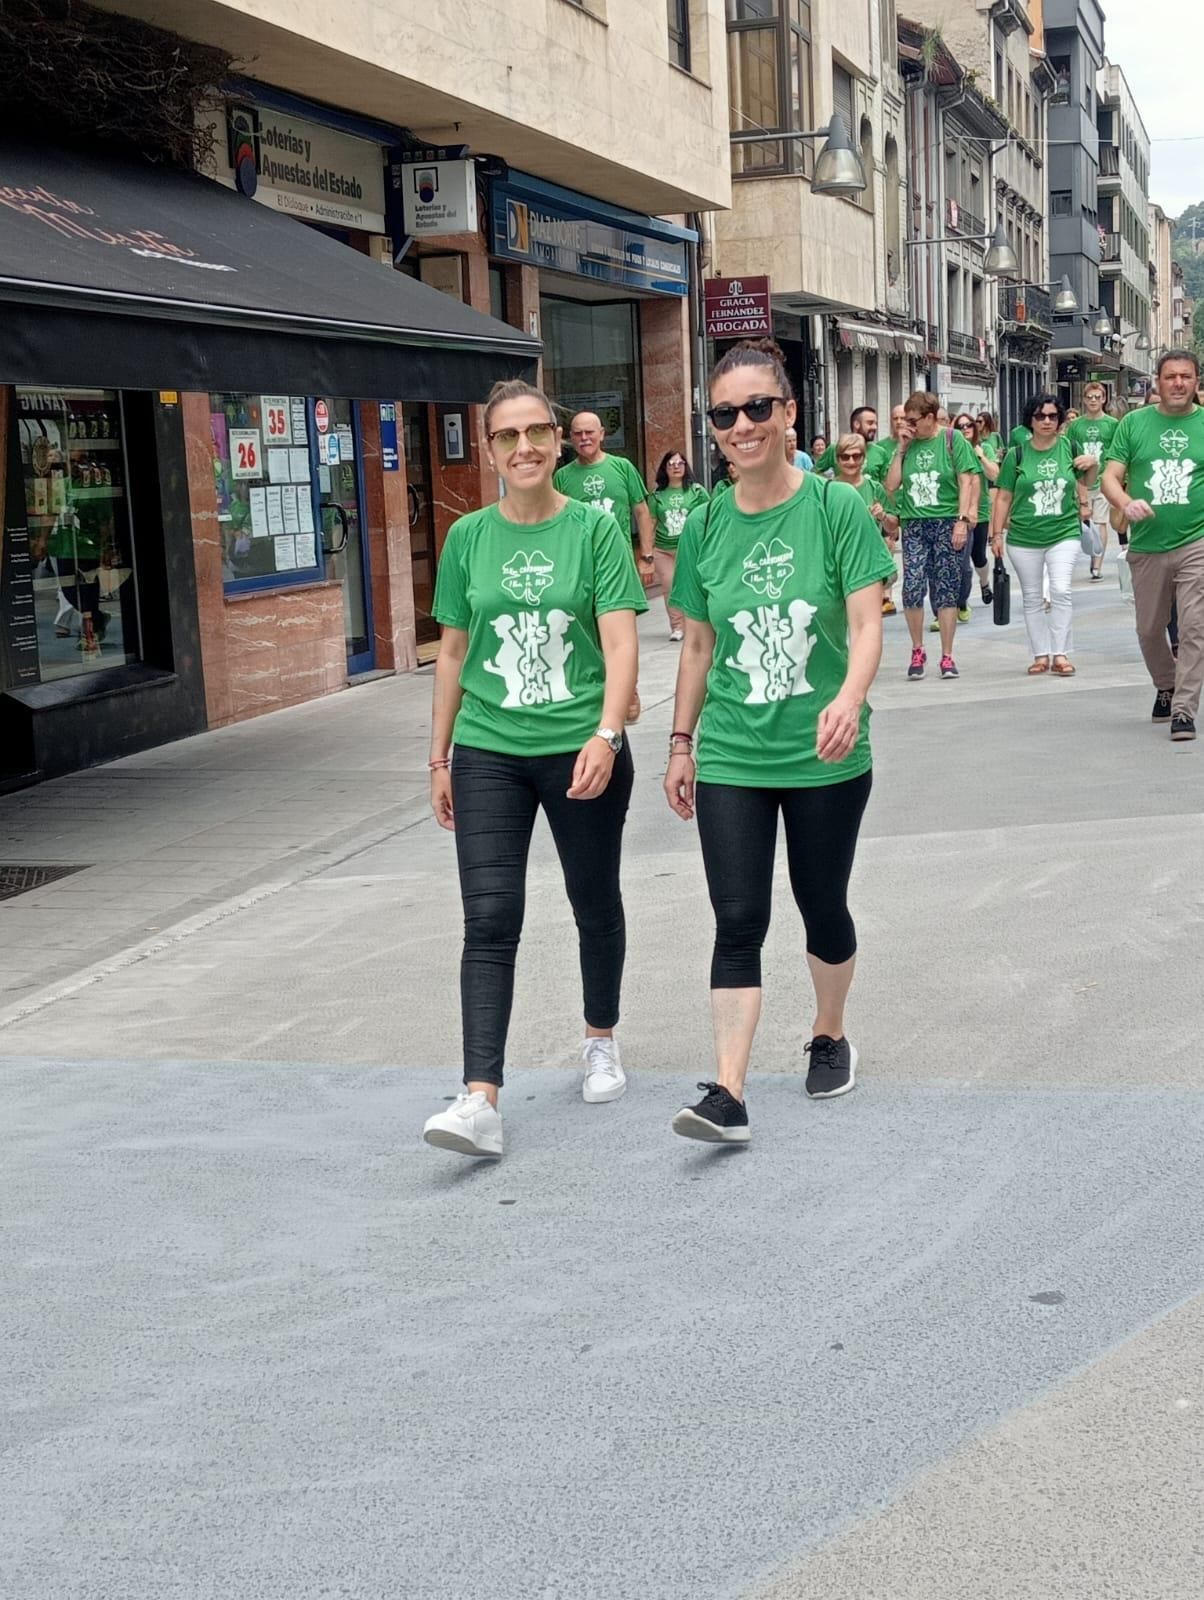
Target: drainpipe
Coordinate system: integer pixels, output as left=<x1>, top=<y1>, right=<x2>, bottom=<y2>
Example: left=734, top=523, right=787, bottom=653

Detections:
left=688, top=211, right=711, bottom=486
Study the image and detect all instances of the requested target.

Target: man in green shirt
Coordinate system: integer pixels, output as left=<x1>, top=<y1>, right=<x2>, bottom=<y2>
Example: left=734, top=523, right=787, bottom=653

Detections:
left=1103, top=349, right=1204, bottom=740
left=813, top=408, right=894, bottom=480
left=1066, top=382, right=1120, bottom=577
left=554, top=411, right=654, bottom=721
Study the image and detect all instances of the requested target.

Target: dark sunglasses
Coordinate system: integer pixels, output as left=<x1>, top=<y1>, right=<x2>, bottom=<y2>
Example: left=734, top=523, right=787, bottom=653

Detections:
left=957, top=422, right=975, bottom=431
left=837, top=450, right=864, bottom=461
left=706, top=395, right=786, bottom=429
left=1033, top=410, right=1060, bottom=421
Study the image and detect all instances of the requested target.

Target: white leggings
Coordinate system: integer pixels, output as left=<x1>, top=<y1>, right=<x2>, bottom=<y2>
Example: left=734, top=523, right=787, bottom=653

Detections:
left=1009, top=538, right=1079, bottom=658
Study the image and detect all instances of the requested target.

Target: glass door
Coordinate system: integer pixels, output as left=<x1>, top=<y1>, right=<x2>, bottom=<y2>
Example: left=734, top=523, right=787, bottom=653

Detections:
left=315, top=397, right=374, bottom=675
left=403, top=407, right=439, bottom=650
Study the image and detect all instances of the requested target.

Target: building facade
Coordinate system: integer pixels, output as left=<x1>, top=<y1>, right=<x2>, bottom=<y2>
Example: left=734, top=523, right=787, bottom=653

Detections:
left=1096, top=60, right=1152, bottom=398
left=0, top=0, right=730, bottom=783
left=898, top=17, right=1008, bottom=421
left=1044, top=0, right=1108, bottom=406
left=715, top=0, right=922, bottom=449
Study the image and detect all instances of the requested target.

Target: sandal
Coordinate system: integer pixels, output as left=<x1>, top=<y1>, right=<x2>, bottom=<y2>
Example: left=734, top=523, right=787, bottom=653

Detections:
left=1051, top=658, right=1076, bottom=676
left=1027, top=658, right=1050, bottom=675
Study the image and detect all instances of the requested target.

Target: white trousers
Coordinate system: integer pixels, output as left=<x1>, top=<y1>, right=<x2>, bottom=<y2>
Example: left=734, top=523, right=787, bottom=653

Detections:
left=1009, top=538, right=1079, bottom=658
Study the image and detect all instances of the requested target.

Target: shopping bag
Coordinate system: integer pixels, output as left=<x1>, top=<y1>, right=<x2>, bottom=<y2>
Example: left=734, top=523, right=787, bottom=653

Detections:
left=992, top=557, right=1010, bottom=626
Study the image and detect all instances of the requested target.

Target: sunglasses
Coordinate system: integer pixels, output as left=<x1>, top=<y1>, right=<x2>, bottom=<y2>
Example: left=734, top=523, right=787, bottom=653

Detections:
left=837, top=451, right=864, bottom=461
left=958, top=422, right=975, bottom=431
left=487, top=423, right=556, bottom=452
left=1033, top=410, right=1060, bottom=421
left=706, top=396, right=786, bottom=429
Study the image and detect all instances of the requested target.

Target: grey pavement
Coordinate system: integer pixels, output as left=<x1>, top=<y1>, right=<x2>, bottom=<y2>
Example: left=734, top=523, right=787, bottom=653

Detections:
left=4, top=552, right=1204, bottom=1597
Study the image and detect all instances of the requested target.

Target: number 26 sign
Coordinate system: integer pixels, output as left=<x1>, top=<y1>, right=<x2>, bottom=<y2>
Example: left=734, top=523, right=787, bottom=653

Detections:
left=229, top=428, right=262, bottom=480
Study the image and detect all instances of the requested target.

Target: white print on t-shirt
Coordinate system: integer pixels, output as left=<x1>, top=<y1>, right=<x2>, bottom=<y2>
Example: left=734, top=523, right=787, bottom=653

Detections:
left=501, top=549, right=554, bottom=606
left=741, top=538, right=795, bottom=601
left=1030, top=459, right=1067, bottom=518
left=1149, top=458, right=1195, bottom=506
left=664, top=505, right=690, bottom=539
left=484, top=610, right=575, bottom=707
left=580, top=472, right=616, bottom=517
left=1083, top=439, right=1104, bottom=459
left=726, top=600, right=816, bottom=704
left=910, top=471, right=941, bottom=508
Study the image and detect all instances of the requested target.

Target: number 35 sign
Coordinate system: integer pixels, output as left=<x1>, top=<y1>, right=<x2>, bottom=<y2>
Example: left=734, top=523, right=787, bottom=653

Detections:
left=229, top=428, right=262, bottom=480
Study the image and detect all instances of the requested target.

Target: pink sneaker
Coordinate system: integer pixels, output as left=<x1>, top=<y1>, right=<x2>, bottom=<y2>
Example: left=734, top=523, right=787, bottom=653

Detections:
left=939, top=655, right=959, bottom=679
left=907, top=647, right=926, bottom=680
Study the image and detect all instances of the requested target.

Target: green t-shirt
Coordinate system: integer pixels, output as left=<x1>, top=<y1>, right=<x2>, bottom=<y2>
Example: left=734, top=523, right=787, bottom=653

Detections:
left=669, top=477, right=895, bottom=789
left=553, top=453, right=648, bottom=533
left=1104, top=405, right=1204, bottom=554
left=814, top=438, right=894, bottom=479
left=997, top=435, right=1085, bottom=548
left=894, top=428, right=979, bottom=522
left=648, top=483, right=709, bottom=551
left=842, top=475, right=886, bottom=517
left=977, top=439, right=998, bottom=523
left=1008, top=425, right=1032, bottom=451
left=1066, top=412, right=1118, bottom=470
left=712, top=476, right=736, bottom=499
left=432, top=500, right=648, bottom=757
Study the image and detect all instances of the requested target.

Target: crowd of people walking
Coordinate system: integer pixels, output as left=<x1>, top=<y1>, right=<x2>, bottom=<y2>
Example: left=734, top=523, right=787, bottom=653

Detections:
left=420, top=341, right=1204, bottom=1160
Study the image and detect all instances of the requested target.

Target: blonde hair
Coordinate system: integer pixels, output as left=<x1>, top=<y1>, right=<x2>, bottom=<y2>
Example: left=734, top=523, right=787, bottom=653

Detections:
left=834, top=432, right=867, bottom=470
left=482, top=380, right=556, bottom=432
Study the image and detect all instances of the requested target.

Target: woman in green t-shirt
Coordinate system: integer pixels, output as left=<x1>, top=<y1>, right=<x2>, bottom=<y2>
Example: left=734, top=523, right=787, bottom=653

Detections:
left=990, top=392, right=1095, bottom=676
left=833, top=431, right=899, bottom=616
left=663, top=338, right=894, bottom=1145
left=421, top=380, right=647, bottom=1161
left=647, top=450, right=709, bottom=642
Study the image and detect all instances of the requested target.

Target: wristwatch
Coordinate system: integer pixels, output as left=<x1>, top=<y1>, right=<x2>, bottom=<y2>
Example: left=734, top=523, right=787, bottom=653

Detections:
left=594, top=726, right=623, bottom=754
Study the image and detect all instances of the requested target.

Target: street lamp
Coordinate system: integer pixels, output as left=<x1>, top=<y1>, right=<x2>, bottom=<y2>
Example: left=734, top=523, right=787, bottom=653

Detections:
left=1013, top=275, right=1078, bottom=313
left=729, top=114, right=867, bottom=199
left=905, top=221, right=1019, bottom=277
left=1091, top=309, right=1114, bottom=338
left=1135, top=331, right=1152, bottom=351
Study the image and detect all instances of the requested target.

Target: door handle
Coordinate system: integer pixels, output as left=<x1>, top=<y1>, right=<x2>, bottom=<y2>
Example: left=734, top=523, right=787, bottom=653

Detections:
left=322, top=502, right=349, bottom=556
left=407, top=485, right=423, bottom=525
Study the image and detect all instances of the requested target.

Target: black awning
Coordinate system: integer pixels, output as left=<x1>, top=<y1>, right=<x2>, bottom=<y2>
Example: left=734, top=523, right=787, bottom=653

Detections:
left=0, top=141, right=540, bottom=401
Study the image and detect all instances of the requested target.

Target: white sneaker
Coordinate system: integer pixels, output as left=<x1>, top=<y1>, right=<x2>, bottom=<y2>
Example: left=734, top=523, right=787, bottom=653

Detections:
left=581, top=1037, right=626, bottom=1103
left=422, top=1091, right=503, bottom=1158
left=669, top=628, right=684, bottom=642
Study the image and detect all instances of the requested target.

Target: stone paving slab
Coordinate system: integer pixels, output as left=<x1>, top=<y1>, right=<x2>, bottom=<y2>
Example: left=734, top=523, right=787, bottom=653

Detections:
left=2, top=1060, right=1203, bottom=1600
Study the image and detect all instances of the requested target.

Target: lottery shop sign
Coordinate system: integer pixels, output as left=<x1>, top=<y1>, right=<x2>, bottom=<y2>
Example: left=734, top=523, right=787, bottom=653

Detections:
left=704, top=276, right=772, bottom=339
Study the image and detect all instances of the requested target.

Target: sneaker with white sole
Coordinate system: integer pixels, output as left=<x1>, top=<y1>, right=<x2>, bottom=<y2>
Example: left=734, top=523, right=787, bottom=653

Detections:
left=671, top=1081, right=750, bottom=1143
left=582, top=1036, right=626, bottom=1103
left=669, top=628, right=684, bottom=642
left=804, top=1036, right=858, bottom=1099
left=422, top=1091, right=503, bottom=1158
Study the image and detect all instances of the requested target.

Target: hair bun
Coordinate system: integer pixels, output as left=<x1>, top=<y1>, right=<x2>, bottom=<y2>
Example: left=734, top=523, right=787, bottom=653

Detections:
left=734, top=336, right=788, bottom=366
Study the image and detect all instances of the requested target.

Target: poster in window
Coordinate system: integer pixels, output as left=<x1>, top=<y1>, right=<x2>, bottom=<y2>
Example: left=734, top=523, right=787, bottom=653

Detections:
left=261, top=396, right=291, bottom=446
left=229, top=428, right=262, bottom=480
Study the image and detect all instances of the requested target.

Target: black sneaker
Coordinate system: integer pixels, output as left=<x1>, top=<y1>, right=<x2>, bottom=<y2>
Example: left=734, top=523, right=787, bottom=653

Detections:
left=671, top=1082, right=750, bottom=1143
left=1152, top=689, right=1173, bottom=722
left=981, top=584, right=993, bottom=605
left=804, top=1035, right=859, bottom=1099
left=1171, top=714, right=1196, bottom=742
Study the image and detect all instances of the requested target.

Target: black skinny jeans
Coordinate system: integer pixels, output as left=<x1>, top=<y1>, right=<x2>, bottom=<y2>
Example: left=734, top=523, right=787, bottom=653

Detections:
left=695, top=770, right=872, bottom=988
left=451, top=742, right=634, bottom=1087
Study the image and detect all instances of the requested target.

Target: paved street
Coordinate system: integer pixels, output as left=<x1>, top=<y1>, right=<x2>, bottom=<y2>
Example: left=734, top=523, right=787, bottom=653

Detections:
left=4, top=560, right=1204, bottom=1598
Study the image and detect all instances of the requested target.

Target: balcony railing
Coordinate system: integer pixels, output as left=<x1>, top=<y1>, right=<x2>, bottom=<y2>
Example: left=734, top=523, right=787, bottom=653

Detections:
left=1100, top=232, right=1121, bottom=263
left=949, top=330, right=984, bottom=361
left=947, top=198, right=986, bottom=241
left=999, top=284, right=1052, bottom=331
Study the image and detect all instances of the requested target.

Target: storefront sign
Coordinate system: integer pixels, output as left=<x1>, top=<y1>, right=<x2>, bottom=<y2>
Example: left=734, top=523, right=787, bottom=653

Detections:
left=209, top=106, right=387, bottom=233
left=398, top=158, right=477, bottom=238
left=229, top=428, right=262, bottom=480
left=705, top=277, right=772, bottom=338
left=379, top=403, right=399, bottom=472
left=2, top=414, right=39, bottom=686
left=489, top=173, right=690, bottom=298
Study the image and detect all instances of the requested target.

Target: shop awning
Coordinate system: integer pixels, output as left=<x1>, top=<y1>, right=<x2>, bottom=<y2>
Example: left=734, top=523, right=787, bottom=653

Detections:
left=833, top=319, right=897, bottom=355
left=0, top=141, right=540, bottom=401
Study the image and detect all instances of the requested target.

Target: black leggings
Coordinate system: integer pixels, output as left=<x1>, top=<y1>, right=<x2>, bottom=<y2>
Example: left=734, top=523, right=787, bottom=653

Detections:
left=451, top=742, right=634, bottom=1087
left=695, top=770, right=872, bottom=987
left=956, top=522, right=991, bottom=609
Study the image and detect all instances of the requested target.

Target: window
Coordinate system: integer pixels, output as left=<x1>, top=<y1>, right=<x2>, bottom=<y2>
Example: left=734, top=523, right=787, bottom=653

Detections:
left=884, top=136, right=901, bottom=282
left=727, top=0, right=814, bottom=178
left=833, top=63, right=854, bottom=132
left=667, top=0, right=690, bottom=70
left=16, top=386, right=140, bottom=682
left=209, top=394, right=324, bottom=591
left=1051, top=190, right=1072, bottom=216
left=859, top=117, right=874, bottom=215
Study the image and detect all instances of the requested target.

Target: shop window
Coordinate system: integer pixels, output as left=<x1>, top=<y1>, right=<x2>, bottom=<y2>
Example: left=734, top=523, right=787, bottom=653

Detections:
left=540, top=296, right=642, bottom=472
left=16, top=387, right=140, bottom=682
left=208, top=394, right=324, bottom=592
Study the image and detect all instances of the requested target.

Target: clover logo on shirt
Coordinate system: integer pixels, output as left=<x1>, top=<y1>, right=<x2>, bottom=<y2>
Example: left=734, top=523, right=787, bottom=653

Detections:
left=582, top=473, right=607, bottom=499
left=501, top=549, right=555, bottom=605
left=741, top=538, right=795, bottom=601
left=1159, top=429, right=1190, bottom=459
left=912, top=447, right=935, bottom=470
left=1036, top=458, right=1060, bottom=479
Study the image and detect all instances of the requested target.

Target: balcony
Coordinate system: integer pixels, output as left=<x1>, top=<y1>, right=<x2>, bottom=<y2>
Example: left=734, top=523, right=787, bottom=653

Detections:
left=949, top=329, right=986, bottom=362
left=1098, top=144, right=1120, bottom=177
left=999, top=284, right=1052, bottom=335
left=1100, top=231, right=1122, bottom=271
left=947, top=197, right=986, bottom=242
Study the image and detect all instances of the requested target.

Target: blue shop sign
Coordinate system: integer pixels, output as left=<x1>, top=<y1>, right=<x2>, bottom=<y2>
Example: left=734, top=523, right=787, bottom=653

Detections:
left=490, top=173, right=693, bottom=298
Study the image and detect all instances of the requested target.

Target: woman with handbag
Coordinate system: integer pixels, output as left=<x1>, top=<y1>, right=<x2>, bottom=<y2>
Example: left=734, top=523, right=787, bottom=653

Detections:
left=663, top=338, right=894, bottom=1143
left=421, top=379, right=646, bottom=1160
left=990, top=393, right=1096, bottom=677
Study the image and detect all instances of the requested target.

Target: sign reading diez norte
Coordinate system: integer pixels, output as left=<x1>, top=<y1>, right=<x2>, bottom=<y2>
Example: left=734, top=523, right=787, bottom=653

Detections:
left=704, top=277, right=772, bottom=338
